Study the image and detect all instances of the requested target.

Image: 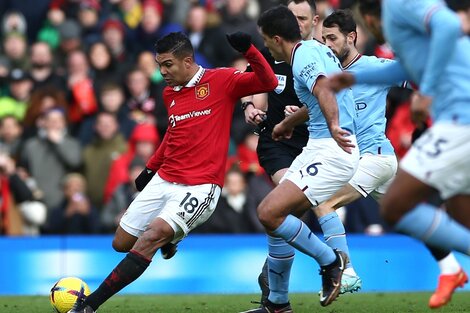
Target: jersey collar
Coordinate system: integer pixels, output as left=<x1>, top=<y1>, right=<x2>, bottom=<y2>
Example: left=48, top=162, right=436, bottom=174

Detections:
left=343, top=53, right=362, bottom=70
left=173, top=66, right=205, bottom=91
left=290, top=41, right=302, bottom=66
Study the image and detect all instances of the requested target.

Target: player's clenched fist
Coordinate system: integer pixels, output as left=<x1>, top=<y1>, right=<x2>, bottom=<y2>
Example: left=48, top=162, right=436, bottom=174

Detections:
left=226, top=32, right=252, bottom=53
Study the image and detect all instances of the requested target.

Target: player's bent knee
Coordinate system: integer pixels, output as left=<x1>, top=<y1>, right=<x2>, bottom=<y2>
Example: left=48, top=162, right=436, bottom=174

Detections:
left=112, top=238, right=133, bottom=252
left=141, top=226, right=173, bottom=248
left=257, top=201, right=273, bottom=228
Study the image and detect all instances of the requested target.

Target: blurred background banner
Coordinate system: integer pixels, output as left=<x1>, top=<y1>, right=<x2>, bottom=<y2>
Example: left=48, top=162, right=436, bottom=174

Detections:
left=1, top=234, right=469, bottom=295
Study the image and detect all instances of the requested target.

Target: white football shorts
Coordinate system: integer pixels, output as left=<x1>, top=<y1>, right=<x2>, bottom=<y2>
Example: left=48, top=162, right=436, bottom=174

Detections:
left=400, top=123, right=470, bottom=199
left=349, top=153, right=398, bottom=200
left=120, top=173, right=221, bottom=242
left=282, top=136, right=359, bottom=205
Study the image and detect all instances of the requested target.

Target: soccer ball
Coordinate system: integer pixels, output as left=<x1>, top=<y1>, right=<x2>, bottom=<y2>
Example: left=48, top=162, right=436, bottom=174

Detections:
left=50, top=277, right=90, bottom=313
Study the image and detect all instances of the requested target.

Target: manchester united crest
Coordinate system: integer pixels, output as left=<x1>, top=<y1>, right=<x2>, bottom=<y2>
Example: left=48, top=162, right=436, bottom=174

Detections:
left=195, top=83, right=210, bottom=100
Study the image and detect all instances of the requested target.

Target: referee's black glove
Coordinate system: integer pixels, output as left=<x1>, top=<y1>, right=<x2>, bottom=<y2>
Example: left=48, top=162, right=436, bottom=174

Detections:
left=226, top=32, right=252, bottom=53
left=135, top=167, right=156, bottom=191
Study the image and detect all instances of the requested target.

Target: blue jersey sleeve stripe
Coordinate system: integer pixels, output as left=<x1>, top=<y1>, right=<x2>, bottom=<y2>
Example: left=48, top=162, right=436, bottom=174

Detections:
left=424, top=4, right=444, bottom=33
left=309, top=73, right=327, bottom=93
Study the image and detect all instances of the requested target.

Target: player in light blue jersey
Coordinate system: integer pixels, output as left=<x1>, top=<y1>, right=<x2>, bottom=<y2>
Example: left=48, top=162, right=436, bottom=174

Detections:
left=251, top=5, right=360, bottom=310
left=320, top=9, right=465, bottom=302
left=330, top=0, right=470, bottom=308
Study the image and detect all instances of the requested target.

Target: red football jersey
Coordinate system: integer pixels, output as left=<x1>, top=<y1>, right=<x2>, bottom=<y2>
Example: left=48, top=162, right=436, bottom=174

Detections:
left=147, top=45, right=277, bottom=187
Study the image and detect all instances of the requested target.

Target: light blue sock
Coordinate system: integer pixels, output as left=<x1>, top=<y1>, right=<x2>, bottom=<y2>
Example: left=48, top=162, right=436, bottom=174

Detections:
left=267, top=235, right=294, bottom=304
left=319, top=212, right=351, bottom=268
left=272, top=214, right=336, bottom=266
left=396, top=203, right=470, bottom=254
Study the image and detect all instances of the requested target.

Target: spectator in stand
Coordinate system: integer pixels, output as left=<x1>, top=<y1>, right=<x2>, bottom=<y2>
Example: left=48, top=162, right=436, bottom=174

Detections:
left=196, top=166, right=268, bottom=233
left=78, top=82, right=136, bottom=146
left=0, top=56, right=10, bottom=96
left=57, top=19, right=83, bottom=69
left=66, top=49, right=98, bottom=131
left=0, top=1, right=50, bottom=44
left=0, top=148, right=46, bottom=236
left=0, top=115, right=23, bottom=158
left=237, top=131, right=265, bottom=176
left=48, top=172, right=100, bottom=234
left=47, top=0, right=80, bottom=22
left=133, top=0, right=183, bottom=53
left=2, top=10, right=27, bottom=35
left=135, top=51, right=167, bottom=136
left=0, top=68, right=32, bottom=120
left=88, top=41, right=121, bottom=95
left=101, top=156, right=145, bottom=233
left=114, top=0, right=143, bottom=30
left=101, top=18, right=134, bottom=70
left=19, top=107, right=82, bottom=216
left=384, top=87, right=414, bottom=160
left=218, top=0, right=264, bottom=51
left=77, top=0, right=102, bottom=48
left=2, top=31, right=28, bottom=70
left=104, top=123, right=160, bottom=204
left=124, top=68, right=158, bottom=125
left=136, top=50, right=164, bottom=84
left=22, top=86, right=68, bottom=139
left=82, top=112, right=127, bottom=210
left=29, top=42, right=66, bottom=92
left=185, top=4, right=213, bottom=68
left=185, top=4, right=235, bottom=68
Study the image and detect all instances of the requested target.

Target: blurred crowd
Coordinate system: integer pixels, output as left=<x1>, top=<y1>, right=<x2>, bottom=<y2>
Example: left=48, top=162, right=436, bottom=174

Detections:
left=0, top=0, right=412, bottom=236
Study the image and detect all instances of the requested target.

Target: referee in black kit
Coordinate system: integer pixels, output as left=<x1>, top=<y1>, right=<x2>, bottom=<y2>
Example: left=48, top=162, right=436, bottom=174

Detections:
left=239, top=0, right=320, bottom=311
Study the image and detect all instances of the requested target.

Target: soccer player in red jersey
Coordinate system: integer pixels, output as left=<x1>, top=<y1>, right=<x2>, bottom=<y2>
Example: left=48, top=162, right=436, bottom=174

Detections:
left=69, top=31, right=277, bottom=313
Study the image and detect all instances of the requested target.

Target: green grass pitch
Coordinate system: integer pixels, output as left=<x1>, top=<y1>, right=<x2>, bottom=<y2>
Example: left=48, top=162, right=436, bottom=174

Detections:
left=3, top=292, right=470, bottom=313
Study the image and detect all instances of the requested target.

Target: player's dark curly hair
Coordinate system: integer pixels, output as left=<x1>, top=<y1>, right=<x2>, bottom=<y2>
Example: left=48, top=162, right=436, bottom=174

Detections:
left=155, top=32, right=194, bottom=59
left=323, top=9, right=357, bottom=44
left=446, top=0, right=470, bottom=11
left=257, top=5, right=302, bottom=42
left=359, top=0, right=381, bottom=17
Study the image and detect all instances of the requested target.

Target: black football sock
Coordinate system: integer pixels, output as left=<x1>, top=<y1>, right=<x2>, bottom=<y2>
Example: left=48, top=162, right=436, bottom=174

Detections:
left=85, top=250, right=151, bottom=310
left=426, top=244, right=451, bottom=261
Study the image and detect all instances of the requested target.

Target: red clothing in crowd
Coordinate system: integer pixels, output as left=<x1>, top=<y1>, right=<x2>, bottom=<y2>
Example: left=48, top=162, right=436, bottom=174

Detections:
left=146, top=45, right=277, bottom=187
left=104, top=123, right=160, bottom=202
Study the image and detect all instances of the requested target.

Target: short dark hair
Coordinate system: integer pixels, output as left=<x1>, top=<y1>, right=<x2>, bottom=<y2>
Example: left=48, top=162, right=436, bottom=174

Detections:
left=287, top=0, right=317, bottom=15
left=155, top=32, right=194, bottom=59
left=323, top=9, right=357, bottom=44
left=359, top=0, right=381, bottom=18
left=446, top=0, right=470, bottom=11
left=257, top=5, right=302, bottom=42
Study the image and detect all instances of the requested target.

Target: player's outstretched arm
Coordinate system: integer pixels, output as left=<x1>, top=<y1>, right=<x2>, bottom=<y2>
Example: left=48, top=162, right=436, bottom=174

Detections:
left=226, top=32, right=277, bottom=98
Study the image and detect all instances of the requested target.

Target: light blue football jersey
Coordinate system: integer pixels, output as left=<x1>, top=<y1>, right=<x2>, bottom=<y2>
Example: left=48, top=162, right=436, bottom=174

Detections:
left=383, top=0, right=470, bottom=124
left=346, top=55, right=397, bottom=155
left=291, top=40, right=356, bottom=139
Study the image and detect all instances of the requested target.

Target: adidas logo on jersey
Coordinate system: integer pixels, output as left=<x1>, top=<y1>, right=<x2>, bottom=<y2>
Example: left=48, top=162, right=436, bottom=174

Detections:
left=176, top=212, right=185, bottom=219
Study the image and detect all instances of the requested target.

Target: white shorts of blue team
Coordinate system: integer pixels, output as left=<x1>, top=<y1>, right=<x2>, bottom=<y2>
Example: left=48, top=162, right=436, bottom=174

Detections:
left=400, top=123, right=470, bottom=200
left=349, top=153, right=398, bottom=200
left=282, top=136, right=360, bottom=206
left=120, top=173, right=221, bottom=243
